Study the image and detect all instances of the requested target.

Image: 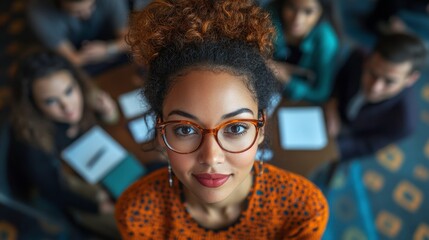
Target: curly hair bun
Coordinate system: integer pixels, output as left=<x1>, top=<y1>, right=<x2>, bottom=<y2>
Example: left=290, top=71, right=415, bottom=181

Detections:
left=128, top=0, right=275, bottom=65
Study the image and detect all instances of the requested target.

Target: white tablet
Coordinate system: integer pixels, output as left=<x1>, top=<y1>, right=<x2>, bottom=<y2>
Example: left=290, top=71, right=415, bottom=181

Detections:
left=277, top=107, right=327, bottom=150
left=118, top=89, right=149, bottom=119
left=62, top=126, right=127, bottom=184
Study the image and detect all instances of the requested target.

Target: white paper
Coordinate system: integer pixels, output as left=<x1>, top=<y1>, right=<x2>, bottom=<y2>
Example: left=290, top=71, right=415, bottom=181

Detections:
left=128, top=115, right=155, bottom=143
left=277, top=107, right=327, bottom=150
left=118, top=89, right=149, bottom=119
left=62, top=126, right=127, bottom=184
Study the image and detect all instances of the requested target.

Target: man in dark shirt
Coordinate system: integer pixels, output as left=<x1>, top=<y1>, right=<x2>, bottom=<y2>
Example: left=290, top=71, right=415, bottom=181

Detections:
left=325, top=33, right=427, bottom=160
left=28, top=0, right=129, bottom=74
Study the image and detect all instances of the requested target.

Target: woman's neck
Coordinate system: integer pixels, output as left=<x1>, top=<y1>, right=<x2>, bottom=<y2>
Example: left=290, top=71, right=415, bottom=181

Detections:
left=284, top=31, right=303, bottom=46
left=183, top=172, right=253, bottom=229
left=66, top=124, right=80, bottom=138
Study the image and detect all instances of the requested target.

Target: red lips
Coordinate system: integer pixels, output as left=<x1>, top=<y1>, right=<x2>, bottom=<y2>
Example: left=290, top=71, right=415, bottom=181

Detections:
left=193, top=173, right=230, bottom=188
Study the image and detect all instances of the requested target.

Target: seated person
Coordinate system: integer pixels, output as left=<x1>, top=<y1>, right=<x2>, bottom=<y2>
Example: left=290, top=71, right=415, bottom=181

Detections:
left=116, top=0, right=328, bottom=239
left=27, top=0, right=129, bottom=75
left=325, top=33, right=428, bottom=160
left=266, top=0, right=341, bottom=103
left=8, top=49, right=120, bottom=239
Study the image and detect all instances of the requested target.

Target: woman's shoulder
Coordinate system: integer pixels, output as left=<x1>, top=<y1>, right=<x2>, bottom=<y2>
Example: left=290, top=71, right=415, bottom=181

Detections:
left=260, top=163, right=328, bottom=213
left=115, top=167, right=178, bottom=236
left=115, top=167, right=175, bottom=213
left=262, top=164, right=325, bottom=193
left=9, top=129, right=50, bottom=162
left=117, top=167, right=170, bottom=201
left=304, top=21, right=339, bottom=54
left=312, top=21, right=338, bottom=41
left=259, top=164, right=329, bottom=235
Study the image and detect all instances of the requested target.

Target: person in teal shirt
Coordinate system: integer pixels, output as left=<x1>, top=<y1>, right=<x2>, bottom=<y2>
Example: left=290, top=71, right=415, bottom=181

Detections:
left=267, top=0, right=341, bottom=103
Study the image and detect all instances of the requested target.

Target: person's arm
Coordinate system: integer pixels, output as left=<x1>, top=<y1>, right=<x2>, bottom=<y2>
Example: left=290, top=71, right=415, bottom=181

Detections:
left=108, top=0, right=129, bottom=54
left=337, top=101, right=416, bottom=160
left=267, top=60, right=292, bottom=84
left=26, top=1, right=92, bottom=66
left=325, top=98, right=341, bottom=138
left=57, top=41, right=90, bottom=66
left=79, top=0, right=130, bottom=63
left=89, top=89, right=120, bottom=124
left=79, top=28, right=129, bottom=63
left=337, top=128, right=412, bottom=160
left=283, top=24, right=338, bottom=103
left=300, top=25, right=339, bottom=103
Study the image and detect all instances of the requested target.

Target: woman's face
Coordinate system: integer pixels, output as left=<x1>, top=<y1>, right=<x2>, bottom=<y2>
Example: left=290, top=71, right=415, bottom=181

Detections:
left=32, top=70, right=84, bottom=124
left=281, top=0, right=322, bottom=39
left=161, top=69, right=264, bottom=204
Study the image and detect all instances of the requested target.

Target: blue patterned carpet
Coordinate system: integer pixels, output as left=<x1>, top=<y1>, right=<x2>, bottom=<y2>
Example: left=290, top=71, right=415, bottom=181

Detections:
left=1, top=0, right=429, bottom=239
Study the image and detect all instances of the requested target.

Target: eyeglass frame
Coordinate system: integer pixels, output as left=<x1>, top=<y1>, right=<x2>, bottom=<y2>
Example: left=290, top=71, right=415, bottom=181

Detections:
left=156, top=114, right=265, bottom=154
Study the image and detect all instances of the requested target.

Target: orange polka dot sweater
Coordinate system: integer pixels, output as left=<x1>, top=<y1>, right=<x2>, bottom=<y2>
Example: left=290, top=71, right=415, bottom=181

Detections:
left=115, top=163, right=328, bottom=239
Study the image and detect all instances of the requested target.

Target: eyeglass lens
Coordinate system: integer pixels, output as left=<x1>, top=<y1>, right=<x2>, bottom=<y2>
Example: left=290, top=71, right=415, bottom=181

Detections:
left=162, top=120, right=258, bottom=153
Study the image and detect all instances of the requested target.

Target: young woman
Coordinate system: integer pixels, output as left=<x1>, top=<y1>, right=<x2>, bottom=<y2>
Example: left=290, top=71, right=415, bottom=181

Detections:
left=267, top=0, right=341, bottom=103
left=8, top=50, right=120, bottom=239
left=115, top=0, right=329, bottom=239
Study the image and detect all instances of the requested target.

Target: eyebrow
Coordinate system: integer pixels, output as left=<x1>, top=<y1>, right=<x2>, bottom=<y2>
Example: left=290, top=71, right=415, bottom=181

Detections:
left=384, top=77, right=396, bottom=82
left=167, top=108, right=255, bottom=120
left=167, top=110, right=197, bottom=120
left=369, top=70, right=398, bottom=83
left=63, top=82, right=75, bottom=94
left=222, top=108, right=254, bottom=119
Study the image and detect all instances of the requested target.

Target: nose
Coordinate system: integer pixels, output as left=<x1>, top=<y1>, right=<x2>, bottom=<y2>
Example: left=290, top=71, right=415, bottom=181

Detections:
left=59, top=98, right=72, bottom=113
left=292, top=11, right=304, bottom=25
left=197, top=134, right=225, bottom=166
left=370, top=79, right=385, bottom=94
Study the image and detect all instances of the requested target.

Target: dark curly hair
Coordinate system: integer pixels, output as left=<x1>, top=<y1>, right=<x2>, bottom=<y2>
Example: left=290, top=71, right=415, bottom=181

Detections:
left=128, top=0, right=275, bottom=65
left=129, top=0, right=279, bottom=117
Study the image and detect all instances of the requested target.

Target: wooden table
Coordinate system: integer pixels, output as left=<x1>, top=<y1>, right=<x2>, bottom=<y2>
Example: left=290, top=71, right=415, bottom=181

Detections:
left=266, top=99, right=338, bottom=177
left=95, top=64, right=162, bottom=164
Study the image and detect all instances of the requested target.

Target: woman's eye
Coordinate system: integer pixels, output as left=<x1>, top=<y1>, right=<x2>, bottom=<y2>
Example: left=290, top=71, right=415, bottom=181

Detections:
left=304, top=8, right=315, bottom=15
left=174, top=125, right=198, bottom=136
left=65, top=86, right=74, bottom=96
left=44, top=98, right=57, bottom=106
left=224, top=123, right=249, bottom=135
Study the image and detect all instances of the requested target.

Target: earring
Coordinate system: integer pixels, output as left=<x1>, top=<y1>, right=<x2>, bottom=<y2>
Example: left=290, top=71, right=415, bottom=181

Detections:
left=258, top=159, right=264, bottom=176
left=168, top=161, right=173, bottom=187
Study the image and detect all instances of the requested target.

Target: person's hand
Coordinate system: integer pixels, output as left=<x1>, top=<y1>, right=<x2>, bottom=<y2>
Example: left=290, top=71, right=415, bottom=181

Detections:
left=96, top=189, right=115, bottom=214
left=90, top=90, right=119, bottom=124
left=325, top=99, right=341, bottom=138
left=80, top=41, right=111, bottom=63
left=99, top=199, right=115, bottom=214
left=388, top=16, right=408, bottom=33
left=267, top=60, right=291, bottom=84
